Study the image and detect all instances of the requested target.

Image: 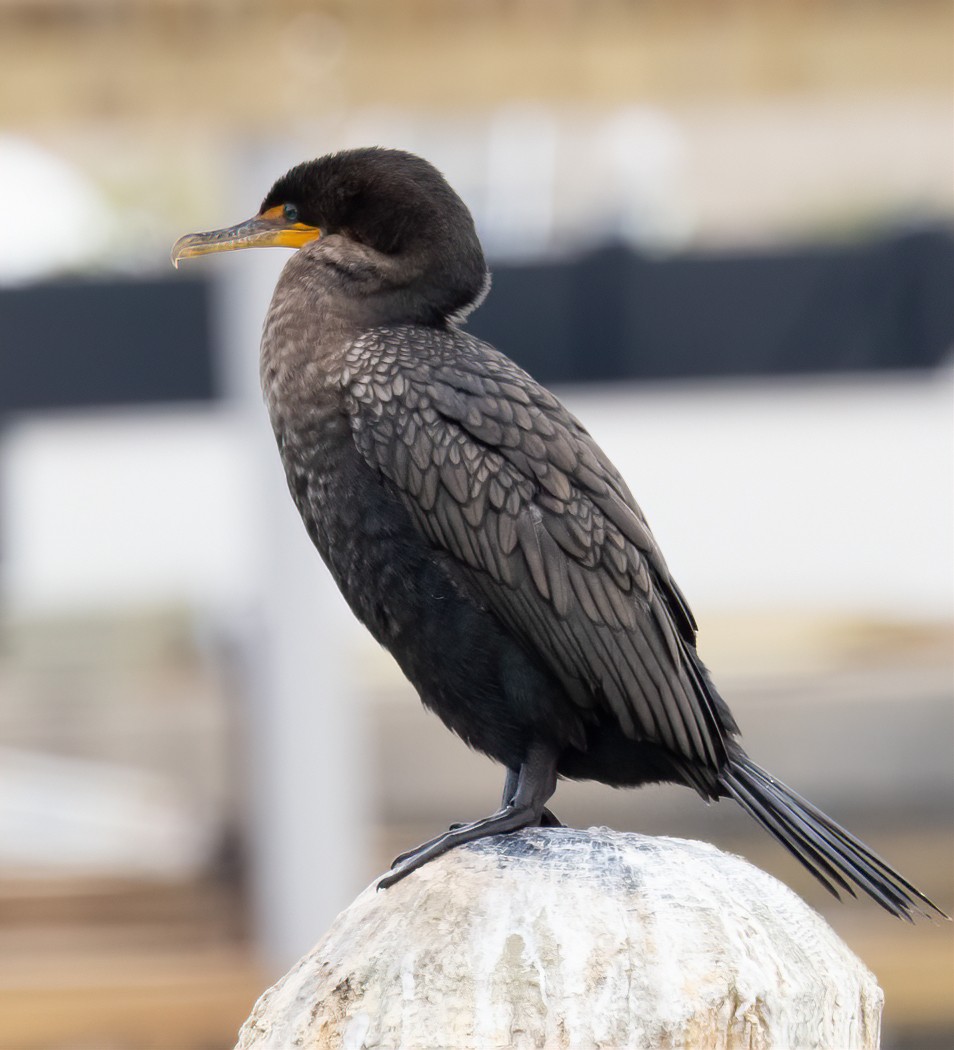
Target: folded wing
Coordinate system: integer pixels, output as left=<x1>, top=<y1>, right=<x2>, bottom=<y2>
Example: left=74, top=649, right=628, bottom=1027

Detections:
left=344, top=326, right=732, bottom=775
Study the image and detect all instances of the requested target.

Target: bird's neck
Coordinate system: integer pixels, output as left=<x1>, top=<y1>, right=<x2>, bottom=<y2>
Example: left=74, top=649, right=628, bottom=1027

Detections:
left=259, top=246, right=456, bottom=434
left=259, top=259, right=358, bottom=439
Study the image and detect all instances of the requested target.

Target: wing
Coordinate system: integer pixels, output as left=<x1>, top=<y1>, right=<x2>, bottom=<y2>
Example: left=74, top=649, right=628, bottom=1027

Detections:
left=343, top=325, right=730, bottom=772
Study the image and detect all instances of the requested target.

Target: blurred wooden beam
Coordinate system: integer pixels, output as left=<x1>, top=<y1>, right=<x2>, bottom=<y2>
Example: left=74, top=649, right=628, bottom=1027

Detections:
left=1, top=948, right=263, bottom=1050
left=0, top=2, right=949, bottom=128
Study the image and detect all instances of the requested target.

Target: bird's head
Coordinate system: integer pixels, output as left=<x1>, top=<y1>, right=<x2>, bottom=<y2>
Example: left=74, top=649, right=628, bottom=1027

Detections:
left=172, top=147, right=489, bottom=325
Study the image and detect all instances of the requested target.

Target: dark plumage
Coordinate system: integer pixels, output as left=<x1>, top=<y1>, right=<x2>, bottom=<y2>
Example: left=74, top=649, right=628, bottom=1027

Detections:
left=173, top=147, right=943, bottom=919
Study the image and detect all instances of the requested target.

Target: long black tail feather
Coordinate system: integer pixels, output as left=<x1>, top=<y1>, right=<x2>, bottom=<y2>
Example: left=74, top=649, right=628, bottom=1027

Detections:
left=722, top=754, right=947, bottom=922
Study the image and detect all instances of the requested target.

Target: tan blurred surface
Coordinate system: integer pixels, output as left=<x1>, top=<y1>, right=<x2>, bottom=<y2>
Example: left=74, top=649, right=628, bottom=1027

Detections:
left=0, top=876, right=262, bottom=1050
left=0, top=610, right=259, bottom=1049
left=0, top=1, right=950, bottom=128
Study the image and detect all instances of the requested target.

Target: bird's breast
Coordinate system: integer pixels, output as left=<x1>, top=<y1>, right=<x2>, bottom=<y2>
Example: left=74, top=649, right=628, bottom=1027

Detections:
left=259, top=280, right=387, bottom=619
left=272, top=405, right=431, bottom=651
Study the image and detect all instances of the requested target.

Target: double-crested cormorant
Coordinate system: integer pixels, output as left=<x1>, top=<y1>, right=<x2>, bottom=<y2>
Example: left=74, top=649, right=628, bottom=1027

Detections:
left=174, top=147, right=942, bottom=917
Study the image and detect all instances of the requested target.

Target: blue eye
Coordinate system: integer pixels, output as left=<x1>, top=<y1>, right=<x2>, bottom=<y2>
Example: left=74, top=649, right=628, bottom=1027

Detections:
left=283, top=203, right=300, bottom=222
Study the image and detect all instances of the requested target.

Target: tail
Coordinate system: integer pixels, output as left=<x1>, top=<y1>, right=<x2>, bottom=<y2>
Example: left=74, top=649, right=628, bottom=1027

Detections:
left=722, top=753, right=947, bottom=922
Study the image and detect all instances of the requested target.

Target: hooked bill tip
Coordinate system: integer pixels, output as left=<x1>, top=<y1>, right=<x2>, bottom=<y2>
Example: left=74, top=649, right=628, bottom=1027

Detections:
left=170, top=233, right=196, bottom=268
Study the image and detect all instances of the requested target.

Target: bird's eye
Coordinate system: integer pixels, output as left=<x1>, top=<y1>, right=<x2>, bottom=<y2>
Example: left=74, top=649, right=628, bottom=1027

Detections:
left=283, top=203, right=300, bottom=223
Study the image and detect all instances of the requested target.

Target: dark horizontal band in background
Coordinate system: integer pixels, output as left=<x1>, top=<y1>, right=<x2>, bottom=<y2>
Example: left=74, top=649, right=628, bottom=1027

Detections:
left=2, top=226, right=951, bottom=413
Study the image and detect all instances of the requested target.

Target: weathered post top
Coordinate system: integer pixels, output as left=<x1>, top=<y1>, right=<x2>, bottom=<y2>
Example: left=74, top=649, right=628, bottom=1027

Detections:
left=236, top=828, right=883, bottom=1050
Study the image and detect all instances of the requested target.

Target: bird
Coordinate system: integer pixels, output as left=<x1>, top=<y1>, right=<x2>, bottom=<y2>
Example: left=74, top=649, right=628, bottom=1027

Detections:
left=173, top=146, right=943, bottom=918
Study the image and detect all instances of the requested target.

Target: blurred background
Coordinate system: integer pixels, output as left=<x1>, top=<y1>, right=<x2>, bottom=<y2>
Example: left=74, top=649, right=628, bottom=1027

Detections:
left=0, top=1, right=951, bottom=1048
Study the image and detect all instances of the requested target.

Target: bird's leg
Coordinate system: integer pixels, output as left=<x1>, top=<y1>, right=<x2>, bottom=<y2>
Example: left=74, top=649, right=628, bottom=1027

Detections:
left=379, top=744, right=559, bottom=889
left=539, top=806, right=565, bottom=828
left=443, top=770, right=517, bottom=833
left=502, top=766, right=564, bottom=828
left=500, top=767, right=519, bottom=807
left=446, top=766, right=563, bottom=832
